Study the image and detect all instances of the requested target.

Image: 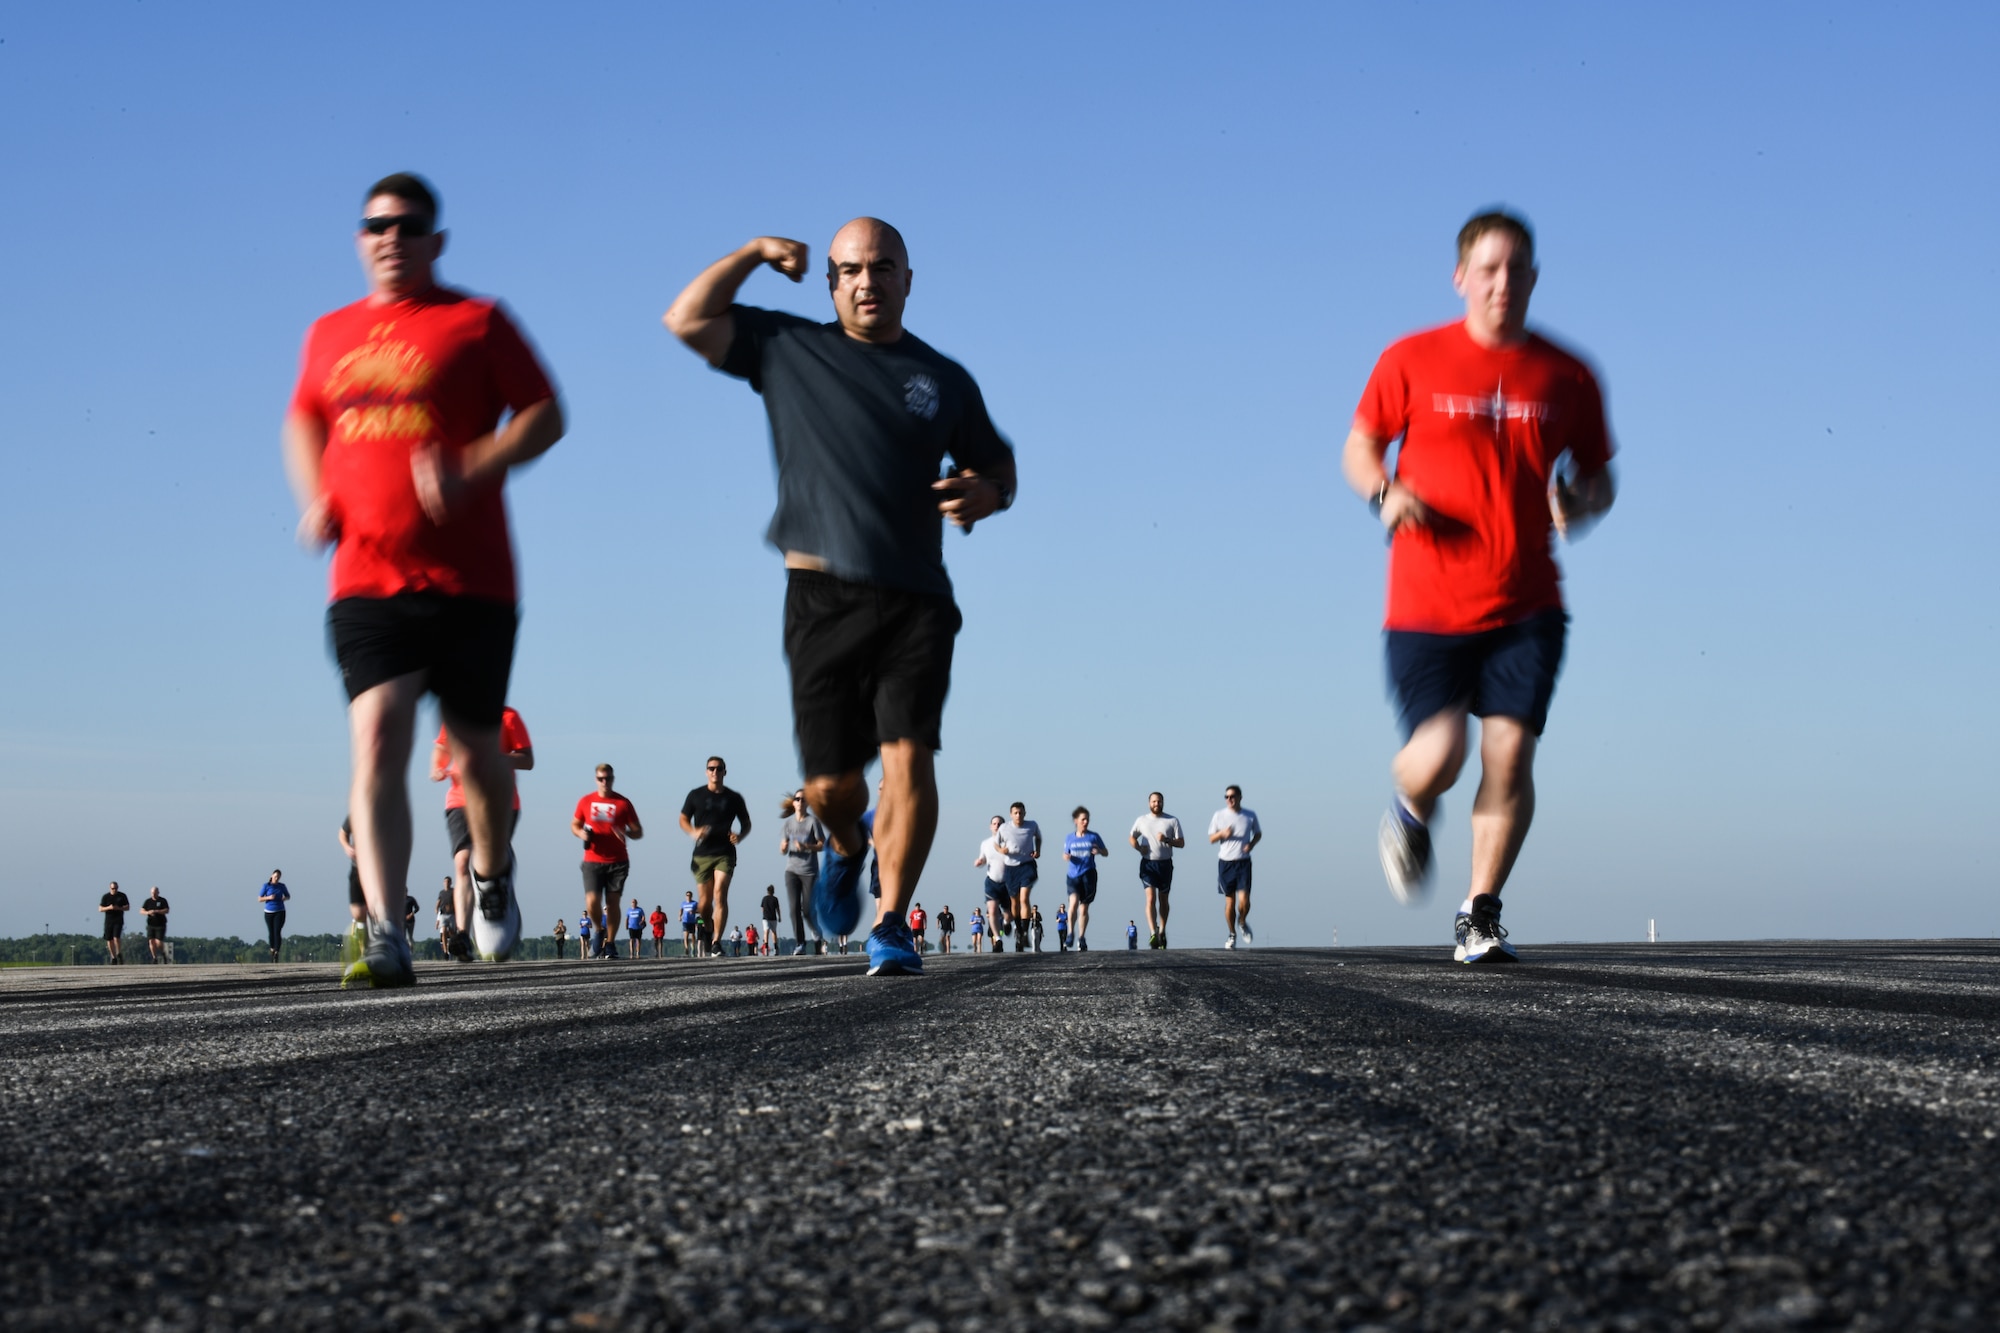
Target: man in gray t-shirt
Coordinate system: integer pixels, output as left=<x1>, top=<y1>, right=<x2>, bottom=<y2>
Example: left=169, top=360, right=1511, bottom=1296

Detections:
left=778, top=788, right=826, bottom=954
left=1129, top=791, right=1186, bottom=949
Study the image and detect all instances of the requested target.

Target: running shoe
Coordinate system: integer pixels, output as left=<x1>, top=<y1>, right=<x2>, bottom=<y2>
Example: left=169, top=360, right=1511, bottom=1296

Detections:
left=447, top=931, right=473, bottom=963
left=467, top=860, right=522, bottom=961
left=1223, top=934, right=1236, bottom=950
left=865, top=921, right=925, bottom=977
left=340, top=921, right=415, bottom=990
left=1455, top=894, right=1517, bottom=965
left=1160, top=931, right=1168, bottom=949
left=1078, top=936, right=1088, bottom=952
left=1378, top=802, right=1435, bottom=906
left=1236, top=921, right=1253, bottom=945
left=813, top=848, right=867, bottom=940
left=992, top=935, right=1005, bottom=953
left=1148, top=932, right=1160, bottom=949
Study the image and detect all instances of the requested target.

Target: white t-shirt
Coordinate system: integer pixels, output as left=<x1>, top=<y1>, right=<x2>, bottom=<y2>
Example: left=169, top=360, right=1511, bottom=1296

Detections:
left=1208, top=807, right=1261, bottom=861
left=978, top=835, right=1008, bottom=883
left=997, top=820, right=1040, bottom=866
left=1130, top=813, right=1183, bottom=862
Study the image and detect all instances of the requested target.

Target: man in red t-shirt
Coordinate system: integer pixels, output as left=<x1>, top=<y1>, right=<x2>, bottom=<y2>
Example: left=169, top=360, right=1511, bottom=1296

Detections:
left=572, top=763, right=644, bottom=959
left=1341, top=210, right=1616, bottom=966
left=648, top=905, right=668, bottom=958
left=284, top=172, right=564, bottom=987
left=430, top=705, right=534, bottom=960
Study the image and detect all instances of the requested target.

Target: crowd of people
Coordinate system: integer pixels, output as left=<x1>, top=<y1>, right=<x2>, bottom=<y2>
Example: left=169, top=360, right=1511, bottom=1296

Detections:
left=253, top=173, right=1611, bottom=985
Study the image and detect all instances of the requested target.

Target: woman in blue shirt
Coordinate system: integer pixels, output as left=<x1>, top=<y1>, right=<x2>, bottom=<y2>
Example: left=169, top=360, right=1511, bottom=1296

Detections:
left=259, top=870, right=290, bottom=962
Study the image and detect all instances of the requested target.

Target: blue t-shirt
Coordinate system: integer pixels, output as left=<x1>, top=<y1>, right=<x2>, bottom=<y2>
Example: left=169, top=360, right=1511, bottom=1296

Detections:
left=1055, top=908, right=1068, bottom=931
left=578, top=916, right=593, bottom=937
left=970, top=915, right=984, bottom=934
left=680, top=901, right=697, bottom=926
left=260, top=880, right=290, bottom=913
left=1063, top=831, right=1108, bottom=879
left=1127, top=922, right=1139, bottom=940
left=626, top=905, right=643, bottom=930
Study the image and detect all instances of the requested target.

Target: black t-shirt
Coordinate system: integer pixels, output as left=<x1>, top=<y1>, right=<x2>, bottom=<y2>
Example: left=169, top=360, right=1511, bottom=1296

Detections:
left=719, top=305, right=1014, bottom=597
left=142, top=894, right=168, bottom=917
left=938, top=911, right=955, bottom=933
left=101, top=891, right=130, bottom=920
left=682, top=786, right=751, bottom=858
left=761, top=892, right=781, bottom=921
left=404, top=896, right=419, bottom=923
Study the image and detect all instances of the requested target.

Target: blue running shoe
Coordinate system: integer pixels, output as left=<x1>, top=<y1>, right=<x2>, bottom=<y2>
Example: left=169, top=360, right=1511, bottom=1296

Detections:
left=813, top=848, right=867, bottom=940
left=866, top=921, right=924, bottom=976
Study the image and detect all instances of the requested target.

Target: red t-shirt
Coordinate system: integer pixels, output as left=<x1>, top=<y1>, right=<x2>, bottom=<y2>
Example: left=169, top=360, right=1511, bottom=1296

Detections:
left=1354, top=321, right=1613, bottom=634
left=289, top=286, right=555, bottom=603
left=648, top=910, right=667, bottom=937
left=909, top=909, right=927, bottom=932
left=436, top=707, right=532, bottom=811
left=575, top=792, right=640, bottom=864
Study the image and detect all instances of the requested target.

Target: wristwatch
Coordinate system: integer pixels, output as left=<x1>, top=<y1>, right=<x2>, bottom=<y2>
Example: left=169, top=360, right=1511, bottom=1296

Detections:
left=1369, top=479, right=1389, bottom=516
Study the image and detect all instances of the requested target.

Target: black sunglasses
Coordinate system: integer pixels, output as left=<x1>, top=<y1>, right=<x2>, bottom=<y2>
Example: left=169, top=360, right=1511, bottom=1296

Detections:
left=361, top=214, right=435, bottom=238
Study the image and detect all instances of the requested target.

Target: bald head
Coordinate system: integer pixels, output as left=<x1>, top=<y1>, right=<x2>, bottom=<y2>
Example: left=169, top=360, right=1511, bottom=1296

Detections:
left=826, top=217, right=912, bottom=343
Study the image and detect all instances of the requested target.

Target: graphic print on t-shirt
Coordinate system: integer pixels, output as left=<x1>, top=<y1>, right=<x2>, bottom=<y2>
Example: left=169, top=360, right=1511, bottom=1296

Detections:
left=904, top=374, right=939, bottom=421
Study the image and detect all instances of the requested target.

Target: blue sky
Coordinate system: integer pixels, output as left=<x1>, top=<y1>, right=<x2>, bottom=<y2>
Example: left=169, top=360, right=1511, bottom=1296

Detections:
left=1, top=2, right=1994, bottom=946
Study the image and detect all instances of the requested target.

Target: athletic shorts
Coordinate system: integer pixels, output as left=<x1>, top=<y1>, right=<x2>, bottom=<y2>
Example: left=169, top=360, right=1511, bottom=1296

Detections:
left=145, top=918, right=166, bottom=939
left=327, top=593, right=517, bottom=726
left=102, top=915, right=124, bottom=941
left=783, top=569, right=961, bottom=778
left=1218, top=858, right=1252, bottom=896
left=348, top=863, right=365, bottom=907
left=983, top=877, right=1008, bottom=903
left=444, top=805, right=522, bottom=857
left=581, top=860, right=631, bottom=899
left=1067, top=869, right=1098, bottom=905
left=1139, top=859, right=1174, bottom=892
left=1002, top=861, right=1038, bottom=894
left=692, top=851, right=737, bottom=883
left=627, top=927, right=641, bottom=940
left=1386, top=608, right=1569, bottom=740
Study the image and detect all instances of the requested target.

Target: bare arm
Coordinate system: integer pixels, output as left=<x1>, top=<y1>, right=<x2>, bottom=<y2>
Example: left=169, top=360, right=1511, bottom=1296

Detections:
left=662, top=237, right=810, bottom=367
left=508, top=744, right=535, bottom=772
left=1342, top=427, right=1431, bottom=532
left=1552, top=464, right=1616, bottom=540
left=624, top=814, right=645, bottom=841
left=429, top=742, right=451, bottom=783
left=933, top=452, right=1018, bottom=533
left=412, top=396, right=566, bottom=525
left=283, top=411, right=336, bottom=549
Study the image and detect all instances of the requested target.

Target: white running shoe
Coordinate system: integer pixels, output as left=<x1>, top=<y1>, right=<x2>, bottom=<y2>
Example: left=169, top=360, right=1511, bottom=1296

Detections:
left=1454, top=894, right=1517, bottom=964
left=1237, top=920, right=1253, bottom=945
left=470, top=859, right=522, bottom=962
left=1223, top=934, right=1237, bottom=950
left=1378, top=804, right=1436, bottom=906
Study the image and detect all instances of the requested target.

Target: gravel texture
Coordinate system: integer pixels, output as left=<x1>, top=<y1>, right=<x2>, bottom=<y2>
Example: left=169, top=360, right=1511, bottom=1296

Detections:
left=2, top=940, right=1998, bottom=1330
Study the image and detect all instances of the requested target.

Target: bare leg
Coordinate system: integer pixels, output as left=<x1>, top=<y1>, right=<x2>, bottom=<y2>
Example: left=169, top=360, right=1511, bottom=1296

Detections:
left=805, top=771, right=868, bottom=859
left=1468, top=717, right=1538, bottom=899
left=452, top=847, right=472, bottom=938
left=1072, top=893, right=1090, bottom=945
left=1392, top=707, right=1472, bottom=821
left=1223, top=893, right=1238, bottom=937
left=1234, top=891, right=1251, bottom=936
left=443, top=715, right=511, bottom=883
left=712, top=866, right=735, bottom=941
left=870, top=740, right=937, bottom=921
left=1145, top=886, right=1161, bottom=937
left=348, top=674, right=425, bottom=926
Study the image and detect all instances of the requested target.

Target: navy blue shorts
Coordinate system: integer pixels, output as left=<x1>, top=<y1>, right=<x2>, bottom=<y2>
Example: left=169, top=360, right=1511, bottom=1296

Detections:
left=1139, top=859, right=1174, bottom=891
left=983, top=878, right=1009, bottom=903
left=1003, top=861, right=1038, bottom=893
left=1217, top=858, right=1252, bottom=896
left=1385, top=609, right=1568, bottom=740
left=1067, top=869, right=1098, bottom=905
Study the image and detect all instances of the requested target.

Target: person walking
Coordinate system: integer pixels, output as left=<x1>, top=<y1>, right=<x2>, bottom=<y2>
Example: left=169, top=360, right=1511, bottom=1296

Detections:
left=1063, top=807, right=1109, bottom=951
left=259, top=871, right=290, bottom=962
left=1129, top=792, right=1184, bottom=949
left=140, top=887, right=169, bottom=963
left=664, top=218, right=1019, bottom=976
left=1207, top=787, right=1262, bottom=949
left=972, top=815, right=1013, bottom=953
left=285, top=172, right=564, bottom=986
left=680, top=757, right=752, bottom=958
left=778, top=789, right=826, bottom=956
left=431, top=704, right=534, bottom=961
left=1342, top=210, right=1616, bottom=965
left=573, top=763, right=644, bottom=959
left=98, top=882, right=130, bottom=965
left=552, top=916, right=568, bottom=960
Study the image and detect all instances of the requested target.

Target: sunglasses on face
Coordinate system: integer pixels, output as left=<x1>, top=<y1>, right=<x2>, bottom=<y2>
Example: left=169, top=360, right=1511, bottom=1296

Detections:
left=361, top=214, right=435, bottom=238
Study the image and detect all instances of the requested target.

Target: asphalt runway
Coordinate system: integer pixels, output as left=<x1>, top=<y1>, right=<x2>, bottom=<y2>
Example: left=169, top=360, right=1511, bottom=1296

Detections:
left=3, top=941, right=1997, bottom=1330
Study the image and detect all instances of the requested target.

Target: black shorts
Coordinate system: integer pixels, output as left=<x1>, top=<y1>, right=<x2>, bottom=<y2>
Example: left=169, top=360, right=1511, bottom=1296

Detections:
left=1066, top=869, right=1098, bottom=905
left=146, top=919, right=167, bottom=939
left=102, top=915, right=124, bottom=941
left=627, top=927, right=641, bottom=940
left=1218, top=858, right=1252, bottom=896
left=582, top=860, right=631, bottom=899
left=1386, top=608, right=1568, bottom=740
left=783, top=570, right=961, bottom=778
left=348, top=864, right=365, bottom=906
left=327, top=593, right=517, bottom=727
left=1139, top=859, right=1174, bottom=891
left=446, top=806, right=521, bottom=857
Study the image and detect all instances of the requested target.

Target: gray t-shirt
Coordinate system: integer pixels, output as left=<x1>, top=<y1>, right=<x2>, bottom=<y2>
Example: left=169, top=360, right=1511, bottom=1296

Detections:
left=781, top=813, right=825, bottom=877
left=1130, top=813, right=1183, bottom=862
left=997, top=820, right=1040, bottom=865
left=719, top=305, right=1015, bottom=598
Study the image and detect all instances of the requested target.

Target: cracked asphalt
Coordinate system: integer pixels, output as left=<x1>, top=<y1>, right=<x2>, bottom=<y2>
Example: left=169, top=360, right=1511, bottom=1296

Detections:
left=3, top=940, right=1998, bottom=1330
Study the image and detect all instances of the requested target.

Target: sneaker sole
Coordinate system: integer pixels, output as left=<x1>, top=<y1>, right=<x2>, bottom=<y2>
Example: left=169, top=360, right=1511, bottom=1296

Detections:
left=340, top=960, right=416, bottom=990
left=1379, top=810, right=1433, bottom=907
left=1459, top=947, right=1520, bottom=965
left=472, top=881, right=522, bottom=963
left=866, top=957, right=924, bottom=977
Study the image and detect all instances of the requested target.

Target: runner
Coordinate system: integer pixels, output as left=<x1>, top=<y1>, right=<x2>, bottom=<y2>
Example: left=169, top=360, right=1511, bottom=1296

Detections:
left=778, top=789, right=826, bottom=956
left=1063, top=807, right=1109, bottom=951
left=679, top=891, right=699, bottom=957
left=1129, top=792, right=1185, bottom=949
left=573, top=763, right=644, bottom=960
left=1207, top=787, right=1262, bottom=949
left=728, top=925, right=745, bottom=958
left=663, top=218, right=1019, bottom=976
left=1342, top=210, right=1615, bottom=964
left=339, top=818, right=366, bottom=931
left=1053, top=904, right=1070, bottom=952
left=98, top=882, right=130, bottom=965
left=1126, top=919, right=1139, bottom=951
left=285, top=172, right=564, bottom=986
left=972, top=815, right=1012, bottom=953
left=969, top=908, right=985, bottom=953
left=759, top=884, right=783, bottom=956
left=435, top=877, right=458, bottom=958
left=679, top=757, right=752, bottom=958
left=624, top=899, right=645, bottom=959
left=937, top=905, right=955, bottom=955
left=403, top=893, right=420, bottom=946
left=259, top=871, right=290, bottom=963
left=997, top=804, right=1041, bottom=954
left=552, top=915, right=568, bottom=959
left=909, top=902, right=928, bottom=955
left=431, top=704, right=533, bottom=961
left=649, top=904, right=669, bottom=958
left=745, top=923, right=760, bottom=957
left=1031, top=906, right=1045, bottom=953
left=577, top=913, right=593, bottom=959
left=140, top=887, right=169, bottom=963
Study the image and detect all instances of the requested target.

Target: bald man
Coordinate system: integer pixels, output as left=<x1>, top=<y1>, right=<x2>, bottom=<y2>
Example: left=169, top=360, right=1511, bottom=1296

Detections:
left=665, top=219, right=1019, bottom=977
